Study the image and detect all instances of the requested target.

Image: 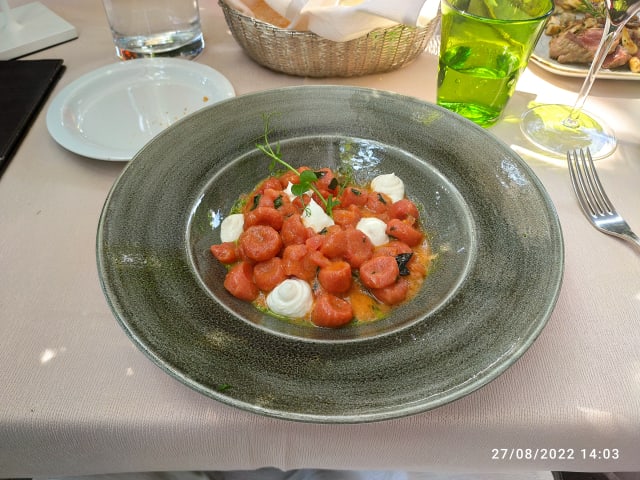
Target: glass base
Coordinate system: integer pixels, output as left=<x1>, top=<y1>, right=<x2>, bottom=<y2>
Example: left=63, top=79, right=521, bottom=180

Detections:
left=520, top=104, right=617, bottom=159
left=114, top=31, right=204, bottom=61
left=437, top=100, right=501, bottom=127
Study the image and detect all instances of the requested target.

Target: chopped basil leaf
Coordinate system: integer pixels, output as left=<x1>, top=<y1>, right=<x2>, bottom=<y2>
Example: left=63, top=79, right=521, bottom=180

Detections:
left=395, top=253, right=413, bottom=276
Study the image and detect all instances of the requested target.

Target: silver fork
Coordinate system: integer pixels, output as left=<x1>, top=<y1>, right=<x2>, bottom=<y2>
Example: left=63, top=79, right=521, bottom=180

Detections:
left=567, top=148, right=640, bottom=251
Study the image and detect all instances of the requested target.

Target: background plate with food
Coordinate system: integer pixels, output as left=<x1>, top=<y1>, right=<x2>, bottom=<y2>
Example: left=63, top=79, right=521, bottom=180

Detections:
left=531, top=0, right=640, bottom=79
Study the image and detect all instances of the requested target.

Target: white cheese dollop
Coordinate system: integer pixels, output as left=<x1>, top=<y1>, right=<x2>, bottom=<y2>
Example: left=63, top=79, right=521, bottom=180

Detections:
left=284, top=182, right=297, bottom=201
left=220, top=213, right=244, bottom=242
left=371, top=173, right=405, bottom=203
left=356, top=217, right=389, bottom=246
left=301, top=198, right=334, bottom=233
left=266, top=278, right=313, bottom=318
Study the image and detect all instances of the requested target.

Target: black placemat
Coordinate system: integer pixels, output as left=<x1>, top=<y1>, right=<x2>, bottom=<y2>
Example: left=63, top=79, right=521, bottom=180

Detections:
left=0, top=59, right=65, bottom=175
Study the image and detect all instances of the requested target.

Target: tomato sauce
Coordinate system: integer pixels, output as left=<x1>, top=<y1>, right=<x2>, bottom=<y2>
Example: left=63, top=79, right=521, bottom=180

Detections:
left=210, top=166, right=432, bottom=329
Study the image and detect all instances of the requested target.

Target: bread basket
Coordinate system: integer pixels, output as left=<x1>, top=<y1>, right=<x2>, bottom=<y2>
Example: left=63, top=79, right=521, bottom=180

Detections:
left=219, top=0, right=439, bottom=77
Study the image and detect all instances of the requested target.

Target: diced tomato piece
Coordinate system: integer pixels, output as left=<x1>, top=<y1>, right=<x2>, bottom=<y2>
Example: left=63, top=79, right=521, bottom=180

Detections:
left=388, top=199, right=420, bottom=222
left=315, top=168, right=339, bottom=194
left=320, top=225, right=347, bottom=259
left=308, top=250, right=331, bottom=268
left=239, top=225, right=283, bottom=262
left=242, top=193, right=262, bottom=214
left=282, top=244, right=317, bottom=281
left=253, top=257, right=287, bottom=291
left=311, top=189, right=332, bottom=208
left=340, top=187, right=367, bottom=208
left=279, top=170, right=301, bottom=188
left=280, top=214, right=309, bottom=246
left=366, top=191, right=391, bottom=214
left=386, top=219, right=424, bottom=247
left=343, top=226, right=374, bottom=268
left=332, top=205, right=361, bottom=227
left=305, top=233, right=324, bottom=252
left=373, top=241, right=413, bottom=258
left=359, top=256, right=399, bottom=289
left=311, top=294, right=354, bottom=328
left=258, top=188, right=287, bottom=209
left=210, top=242, right=239, bottom=264
left=258, top=176, right=283, bottom=193
left=371, top=278, right=409, bottom=305
left=279, top=202, right=301, bottom=217
left=318, top=261, right=352, bottom=294
left=224, top=262, right=259, bottom=301
left=244, top=206, right=284, bottom=231
left=288, top=196, right=306, bottom=213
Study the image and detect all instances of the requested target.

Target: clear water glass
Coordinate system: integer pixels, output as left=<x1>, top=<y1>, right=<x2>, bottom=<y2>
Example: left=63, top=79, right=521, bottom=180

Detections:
left=102, top=0, right=204, bottom=60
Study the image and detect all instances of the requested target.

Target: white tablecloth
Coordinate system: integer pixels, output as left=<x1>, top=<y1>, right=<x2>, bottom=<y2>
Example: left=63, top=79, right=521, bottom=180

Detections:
left=1, top=0, right=639, bottom=477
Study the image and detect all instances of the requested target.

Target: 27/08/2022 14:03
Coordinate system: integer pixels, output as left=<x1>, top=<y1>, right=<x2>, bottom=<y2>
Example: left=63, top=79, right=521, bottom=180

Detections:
left=490, top=448, right=621, bottom=461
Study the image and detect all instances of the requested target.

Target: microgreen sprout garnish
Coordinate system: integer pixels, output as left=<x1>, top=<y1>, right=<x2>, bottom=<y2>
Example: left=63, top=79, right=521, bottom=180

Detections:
left=578, top=0, right=605, bottom=18
left=256, top=114, right=340, bottom=217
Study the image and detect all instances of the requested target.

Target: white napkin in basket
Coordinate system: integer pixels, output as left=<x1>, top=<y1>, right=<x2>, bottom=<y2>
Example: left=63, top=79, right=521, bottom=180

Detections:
left=226, top=0, right=440, bottom=42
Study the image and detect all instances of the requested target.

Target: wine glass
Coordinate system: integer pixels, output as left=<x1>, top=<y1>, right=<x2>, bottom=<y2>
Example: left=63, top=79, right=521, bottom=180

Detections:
left=520, top=0, right=640, bottom=159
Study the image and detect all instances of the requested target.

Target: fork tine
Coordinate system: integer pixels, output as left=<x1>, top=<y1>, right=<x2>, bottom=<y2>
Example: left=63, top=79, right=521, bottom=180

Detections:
left=579, top=148, right=615, bottom=215
left=567, top=149, right=596, bottom=218
left=575, top=149, right=602, bottom=216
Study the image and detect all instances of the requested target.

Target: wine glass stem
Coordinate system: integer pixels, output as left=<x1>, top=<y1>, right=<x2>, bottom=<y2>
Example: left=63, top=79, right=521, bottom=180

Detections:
left=564, top=15, right=617, bottom=128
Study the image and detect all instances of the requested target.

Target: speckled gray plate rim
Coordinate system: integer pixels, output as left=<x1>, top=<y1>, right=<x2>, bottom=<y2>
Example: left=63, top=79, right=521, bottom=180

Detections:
left=96, top=85, right=564, bottom=423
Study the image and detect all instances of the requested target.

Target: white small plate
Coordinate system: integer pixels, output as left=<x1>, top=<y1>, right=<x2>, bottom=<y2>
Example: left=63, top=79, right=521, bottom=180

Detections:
left=46, top=58, right=235, bottom=161
left=531, top=35, right=640, bottom=80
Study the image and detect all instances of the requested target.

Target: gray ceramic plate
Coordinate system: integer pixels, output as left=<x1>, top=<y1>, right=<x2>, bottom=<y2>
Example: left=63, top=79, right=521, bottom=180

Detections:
left=97, top=86, right=564, bottom=423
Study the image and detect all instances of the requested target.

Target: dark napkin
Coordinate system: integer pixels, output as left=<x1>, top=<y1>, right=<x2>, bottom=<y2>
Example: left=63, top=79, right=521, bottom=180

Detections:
left=0, top=59, right=65, bottom=174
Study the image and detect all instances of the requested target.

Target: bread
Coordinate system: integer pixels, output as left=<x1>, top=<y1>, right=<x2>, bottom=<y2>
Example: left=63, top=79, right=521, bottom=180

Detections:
left=243, top=0, right=290, bottom=27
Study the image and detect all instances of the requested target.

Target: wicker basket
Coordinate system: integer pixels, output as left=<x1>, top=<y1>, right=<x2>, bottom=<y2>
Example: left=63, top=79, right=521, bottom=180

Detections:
left=219, top=0, right=438, bottom=78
